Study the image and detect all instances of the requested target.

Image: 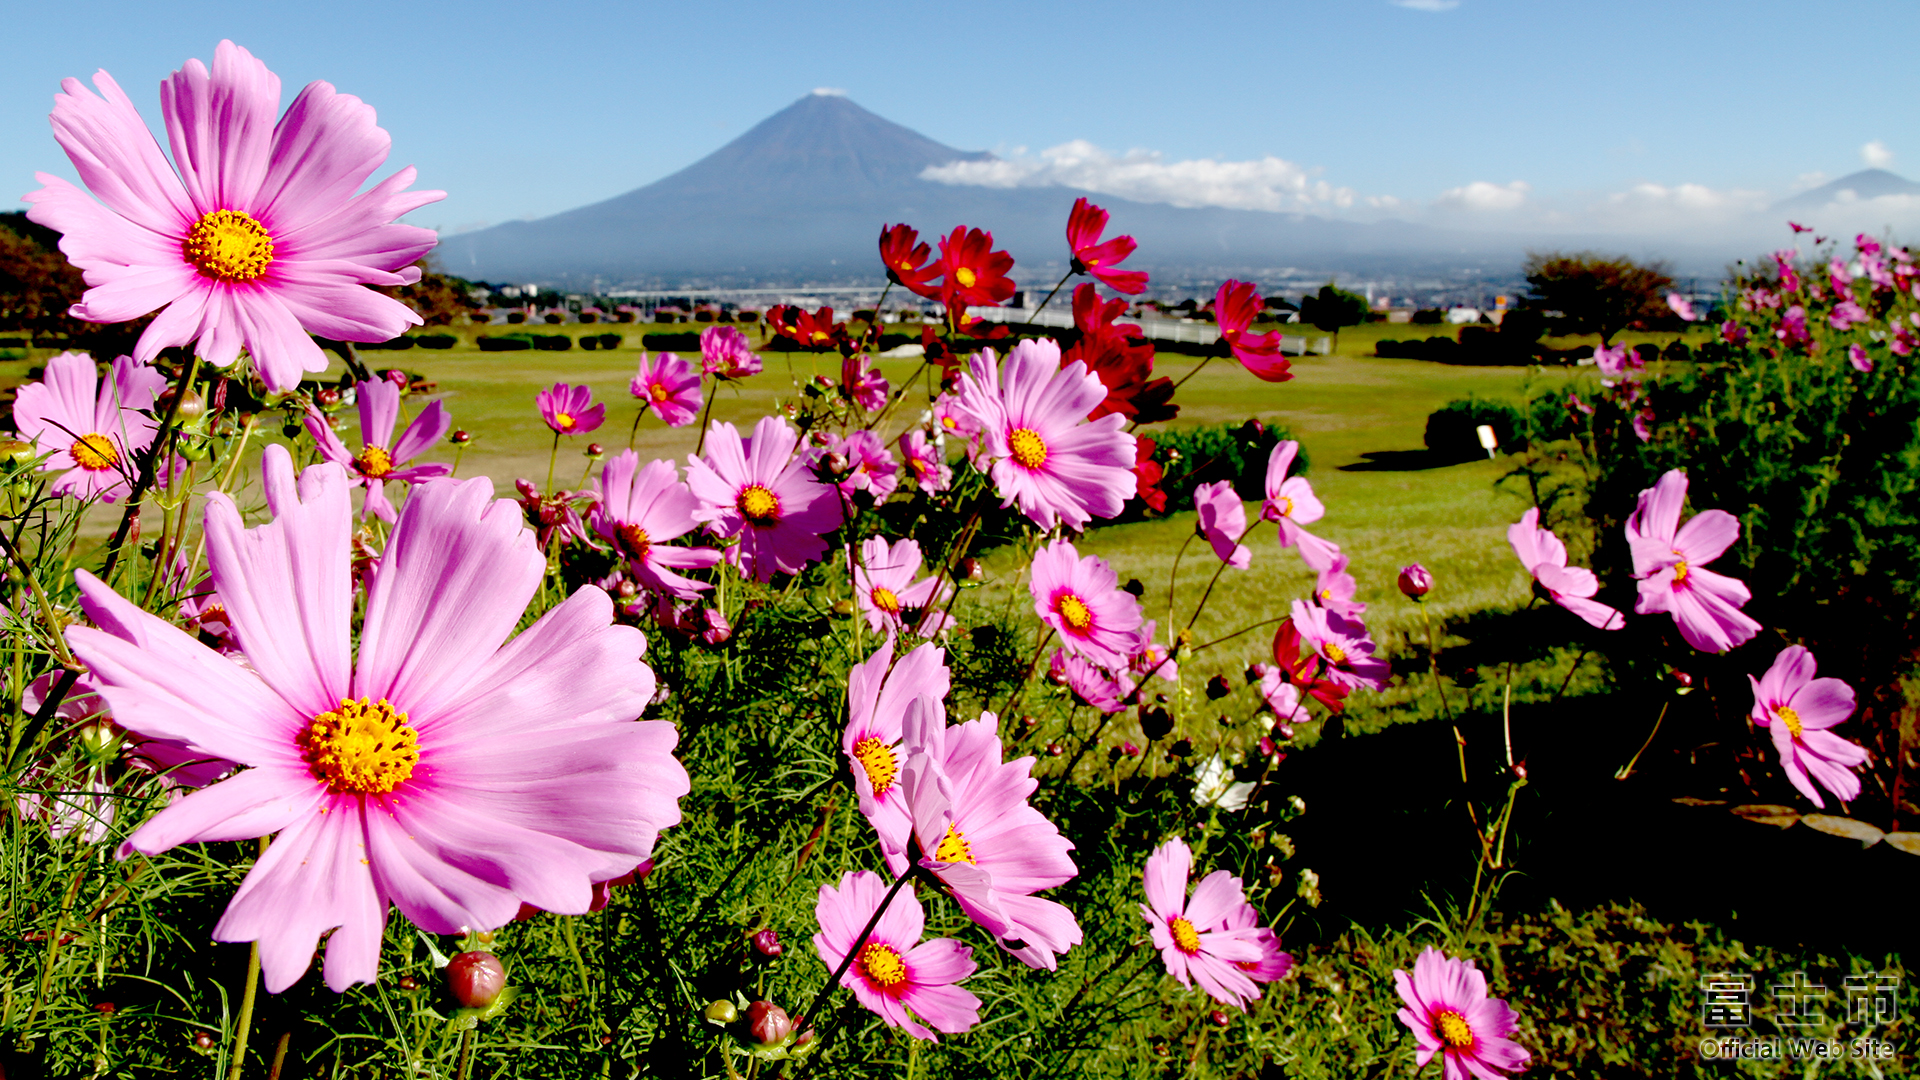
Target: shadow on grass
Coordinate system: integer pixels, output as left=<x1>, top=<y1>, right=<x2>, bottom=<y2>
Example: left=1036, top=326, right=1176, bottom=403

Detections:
left=1338, top=449, right=1482, bottom=472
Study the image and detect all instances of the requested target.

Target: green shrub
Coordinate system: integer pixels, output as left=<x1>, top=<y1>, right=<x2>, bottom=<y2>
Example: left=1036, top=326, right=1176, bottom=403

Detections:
left=414, top=333, right=457, bottom=349
left=532, top=334, right=570, bottom=351
left=477, top=334, right=532, bottom=352
left=1424, top=396, right=1526, bottom=459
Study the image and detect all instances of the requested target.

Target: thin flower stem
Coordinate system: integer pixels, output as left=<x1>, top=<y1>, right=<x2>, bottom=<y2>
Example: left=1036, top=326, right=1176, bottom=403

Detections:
left=1190, top=614, right=1287, bottom=653
left=626, top=404, right=648, bottom=450
left=797, top=866, right=919, bottom=1056
left=0, top=530, right=76, bottom=668
left=544, top=431, right=560, bottom=495
left=693, top=381, right=720, bottom=456
left=1165, top=533, right=1196, bottom=635
left=1549, top=644, right=1595, bottom=707
left=1054, top=706, right=1116, bottom=788
left=1419, top=605, right=1467, bottom=785
left=1615, top=701, right=1669, bottom=781
left=998, top=627, right=1057, bottom=720
left=561, top=914, right=592, bottom=999
left=1029, top=270, right=1075, bottom=321
left=1185, top=519, right=1266, bottom=633
left=1169, top=353, right=1214, bottom=392
left=912, top=512, right=979, bottom=639
left=454, top=1027, right=475, bottom=1080
left=227, top=841, right=266, bottom=1080
left=1501, top=658, right=1517, bottom=770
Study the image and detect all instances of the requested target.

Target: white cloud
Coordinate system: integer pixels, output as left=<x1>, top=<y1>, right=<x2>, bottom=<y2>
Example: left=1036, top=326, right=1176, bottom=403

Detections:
left=1433, top=180, right=1530, bottom=212
left=922, top=140, right=1357, bottom=213
left=1862, top=140, right=1895, bottom=168
left=811, top=87, right=847, bottom=97
left=1391, top=0, right=1460, bottom=10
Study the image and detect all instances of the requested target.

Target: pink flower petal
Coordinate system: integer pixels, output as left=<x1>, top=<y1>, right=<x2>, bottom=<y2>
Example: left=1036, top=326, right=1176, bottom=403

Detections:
left=210, top=801, right=385, bottom=993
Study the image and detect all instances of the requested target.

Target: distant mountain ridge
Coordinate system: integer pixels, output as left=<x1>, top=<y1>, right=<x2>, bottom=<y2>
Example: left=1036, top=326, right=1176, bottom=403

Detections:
left=1772, top=169, right=1920, bottom=213
left=434, top=93, right=1472, bottom=287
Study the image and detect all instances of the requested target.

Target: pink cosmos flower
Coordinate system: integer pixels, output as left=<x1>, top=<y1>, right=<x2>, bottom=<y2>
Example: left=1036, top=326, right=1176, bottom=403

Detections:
left=1129, top=620, right=1178, bottom=684
left=1507, top=508, right=1623, bottom=631
left=892, top=706, right=1082, bottom=970
left=629, top=352, right=702, bottom=428
left=1748, top=645, right=1866, bottom=809
left=590, top=451, right=722, bottom=601
left=952, top=339, right=1136, bottom=531
left=66, top=444, right=689, bottom=993
left=826, top=429, right=900, bottom=505
left=699, top=325, right=761, bottom=379
left=855, top=536, right=954, bottom=635
left=930, top=392, right=979, bottom=446
left=1393, top=947, right=1531, bottom=1080
left=1029, top=539, right=1143, bottom=670
left=537, top=383, right=605, bottom=436
left=1289, top=599, right=1389, bottom=692
left=1065, top=197, right=1149, bottom=295
left=1223, top=901, right=1293, bottom=984
left=1049, top=649, right=1133, bottom=713
left=513, top=478, right=594, bottom=549
left=1776, top=305, right=1810, bottom=347
left=686, top=415, right=841, bottom=582
left=1215, top=280, right=1291, bottom=382
left=1625, top=470, right=1760, bottom=653
left=1313, top=551, right=1366, bottom=621
left=1829, top=299, right=1870, bottom=331
left=1262, top=440, right=1339, bottom=569
left=11, top=352, right=167, bottom=502
left=1255, top=666, right=1306, bottom=728
left=1665, top=294, right=1697, bottom=321
left=304, top=377, right=449, bottom=522
left=1194, top=480, right=1251, bottom=569
left=1847, top=343, right=1874, bottom=373
left=898, top=429, right=951, bottom=492
left=845, top=638, right=950, bottom=856
left=1139, top=838, right=1266, bottom=1010
left=1592, top=341, right=1639, bottom=378
left=1720, top=320, right=1748, bottom=346
left=24, top=42, right=441, bottom=393
left=813, top=869, right=981, bottom=1042
left=843, top=352, right=891, bottom=412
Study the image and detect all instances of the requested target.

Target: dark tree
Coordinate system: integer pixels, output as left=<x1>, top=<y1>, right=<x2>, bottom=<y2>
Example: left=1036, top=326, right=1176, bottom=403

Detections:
left=1522, top=252, right=1674, bottom=345
left=1297, top=282, right=1370, bottom=350
left=377, top=260, right=483, bottom=326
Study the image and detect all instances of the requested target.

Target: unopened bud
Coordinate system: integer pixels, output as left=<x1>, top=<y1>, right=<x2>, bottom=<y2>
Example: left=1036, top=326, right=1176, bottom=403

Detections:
left=831, top=598, right=855, bottom=618
left=746, top=1001, right=793, bottom=1045
left=192, top=1031, right=216, bottom=1050
left=398, top=975, right=419, bottom=991
left=1121, top=577, right=1145, bottom=597
left=514, top=478, right=539, bottom=500
left=1121, top=741, right=1141, bottom=758
left=450, top=429, right=473, bottom=445
left=1046, top=741, right=1064, bottom=756
left=1397, top=563, right=1433, bottom=600
left=752, top=929, right=783, bottom=958
left=823, top=451, right=850, bottom=476
left=960, top=557, right=984, bottom=581
left=703, top=999, right=739, bottom=1025
left=316, top=387, right=341, bottom=408
left=1020, top=715, right=1039, bottom=731
left=445, top=951, right=506, bottom=1009
left=1140, top=706, right=1174, bottom=741
left=1211, top=1009, right=1231, bottom=1027
left=1205, top=675, right=1231, bottom=700
left=0, top=438, right=34, bottom=466
left=585, top=442, right=605, bottom=459
left=173, top=390, right=207, bottom=422
left=385, top=369, right=410, bottom=389
left=1169, top=738, right=1193, bottom=758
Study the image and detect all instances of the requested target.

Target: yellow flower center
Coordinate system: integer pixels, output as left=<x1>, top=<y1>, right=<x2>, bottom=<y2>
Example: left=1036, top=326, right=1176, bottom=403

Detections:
left=852, top=736, right=898, bottom=795
left=554, top=411, right=576, bottom=430
left=1322, top=642, right=1347, bottom=665
left=616, top=523, right=651, bottom=557
left=858, top=942, right=908, bottom=988
left=738, top=483, right=780, bottom=524
left=955, top=267, right=978, bottom=289
left=933, top=822, right=975, bottom=865
left=870, top=586, right=900, bottom=614
left=1433, top=1009, right=1474, bottom=1050
left=297, top=697, right=420, bottom=795
left=1008, top=427, right=1048, bottom=469
left=1276, top=495, right=1294, bottom=518
left=1056, top=594, right=1093, bottom=632
left=1777, top=705, right=1803, bottom=738
left=1671, top=560, right=1689, bottom=584
left=650, top=383, right=670, bottom=402
left=1169, top=915, right=1202, bottom=955
left=941, top=415, right=958, bottom=430
left=70, top=433, right=118, bottom=471
left=182, top=209, right=275, bottom=283
left=355, top=445, right=394, bottom=478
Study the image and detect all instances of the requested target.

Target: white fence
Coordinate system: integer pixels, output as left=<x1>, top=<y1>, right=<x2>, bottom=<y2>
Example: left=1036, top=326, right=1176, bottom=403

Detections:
left=966, top=306, right=1320, bottom=355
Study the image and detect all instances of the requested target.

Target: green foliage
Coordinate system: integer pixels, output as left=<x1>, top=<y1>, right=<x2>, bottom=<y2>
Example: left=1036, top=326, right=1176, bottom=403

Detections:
left=1124, top=419, right=1299, bottom=521
left=1297, top=283, right=1370, bottom=343
left=1522, top=252, right=1675, bottom=344
left=1425, top=395, right=1527, bottom=460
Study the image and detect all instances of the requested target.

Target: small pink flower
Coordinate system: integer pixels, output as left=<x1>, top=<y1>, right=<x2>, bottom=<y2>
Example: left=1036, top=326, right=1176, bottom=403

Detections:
left=1289, top=599, right=1389, bottom=692
left=1592, top=341, right=1638, bottom=377
left=845, top=637, right=950, bottom=855
left=1223, top=901, right=1293, bottom=984
left=1139, top=838, right=1266, bottom=1010
left=685, top=416, right=841, bottom=582
left=1829, top=299, right=1870, bottom=331
left=1775, top=305, right=1810, bottom=347
left=813, top=870, right=981, bottom=1042
left=305, top=376, right=451, bottom=522
left=1720, top=320, right=1748, bottom=346
left=1029, top=539, right=1144, bottom=670
left=11, top=352, right=167, bottom=502
left=590, top=451, right=722, bottom=601
left=898, top=430, right=951, bottom=492
left=538, top=383, right=605, bottom=436
left=1215, top=280, right=1291, bottom=382
left=1049, top=649, right=1133, bottom=713
left=1255, top=666, right=1305, bottom=727
left=1193, top=480, right=1251, bottom=569
left=825, top=430, right=900, bottom=505
left=854, top=536, right=953, bottom=635
left=1665, top=294, right=1697, bottom=321
left=1625, top=469, right=1760, bottom=653
left=843, top=352, right=890, bottom=412
left=1749, top=645, right=1866, bottom=809
left=699, top=325, right=761, bottom=379
left=1262, top=440, right=1339, bottom=568
left=1847, top=343, right=1874, bottom=373
left=629, top=352, right=702, bottom=428
left=930, top=392, right=979, bottom=446
left=1393, top=947, right=1531, bottom=1079
left=1314, top=552, right=1366, bottom=621
left=1508, top=508, right=1623, bottom=631
left=1128, top=620, right=1178, bottom=684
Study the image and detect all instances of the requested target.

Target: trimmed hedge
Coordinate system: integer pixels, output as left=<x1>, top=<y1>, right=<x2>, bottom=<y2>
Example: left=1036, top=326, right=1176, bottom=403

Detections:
left=415, top=334, right=457, bottom=350
left=1423, top=396, right=1527, bottom=459
left=532, top=334, right=570, bottom=351
left=478, top=335, right=532, bottom=352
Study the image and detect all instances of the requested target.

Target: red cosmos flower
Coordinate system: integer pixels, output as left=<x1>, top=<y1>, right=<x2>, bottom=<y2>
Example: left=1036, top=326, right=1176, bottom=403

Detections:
left=1215, top=281, right=1291, bottom=382
left=937, top=227, right=1017, bottom=308
left=1061, top=284, right=1177, bottom=423
left=1133, top=437, right=1168, bottom=513
left=880, top=224, right=942, bottom=300
left=1269, top=618, right=1349, bottom=713
left=1066, top=198, right=1149, bottom=295
left=766, top=305, right=848, bottom=352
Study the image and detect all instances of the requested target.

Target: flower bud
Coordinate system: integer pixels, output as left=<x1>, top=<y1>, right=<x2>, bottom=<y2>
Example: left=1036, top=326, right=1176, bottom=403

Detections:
left=173, top=390, right=207, bottom=422
left=700, top=608, right=733, bottom=645
left=960, top=557, right=984, bottom=581
left=445, top=951, right=507, bottom=1010
left=1121, top=577, right=1145, bottom=597
left=192, top=1031, right=216, bottom=1050
left=0, top=438, right=35, bottom=466
left=822, top=451, right=850, bottom=476
left=831, top=598, right=855, bottom=618
left=1121, top=741, right=1141, bottom=758
left=752, top=929, right=784, bottom=958
left=398, top=975, right=419, bottom=991
left=1046, top=741, right=1064, bottom=756
left=514, top=478, right=539, bottom=500
left=316, top=387, right=342, bottom=409
left=1205, top=675, right=1231, bottom=700
left=1211, top=1009, right=1231, bottom=1027
left=385, top=369, right=410, bottom=389
left=450, top=429, right=473, bottom=445
left=1397, top=563, right=1433, bottom=600
left=585, top=442, right=605, bottom=459
left=1139, top=705, right=1174, bottom=741
left=1168, top=738, right=1193, bottom=758
left=1020, top=715, right=1039, bottom=731
left=703, top=999, right=739, bottom=1026
left=746, top=1001, right=793, bottom=1046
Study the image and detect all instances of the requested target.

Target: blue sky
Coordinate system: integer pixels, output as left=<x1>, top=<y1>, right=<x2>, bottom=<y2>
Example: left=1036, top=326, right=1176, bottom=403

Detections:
left=4, top=0, right=1914, bottom=239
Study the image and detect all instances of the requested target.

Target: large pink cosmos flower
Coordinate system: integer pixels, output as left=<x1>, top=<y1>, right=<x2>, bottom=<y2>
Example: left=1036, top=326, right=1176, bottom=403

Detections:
left=1262, top=440, right=1339, bottom=569
left=813, top=869, right=981, bottom=1042
left=1289, top=599, right=1390, bottom=692
left=855, top=536, right=953, bottom=636
left=65, top=445, right=689, bottom=992
left=1139, top=838, right=1266, bottom=1010
left=1194, top=480, right=1251, bottom=569
left=11, top=351, right=167, bottom=502
left=1393, top=947, right=1531, bottom=1080
left=699, top=325, right=761, bottom=379
left=1215, top=281, right=1291, bottom=382
left=538, top=383, right=605, bottom=436
left=685, top=416, right=841, bottom=582
left=844, top=639, right=951, bottom=882
left=898, top=429, right=951, bottom=493
left=629, top=352, right=702, bottom=428
left=952, top=339, right=1136, bottom=531
left=590, top=451, right=722, bottom=601
left=1749, top=645, right=1866, bottom=808
left=24, top=42, right=442, bottom=393
left=304, top=377, right=449, bottom=522
left=1507, top=508, right=1623, bottom=631
left=1625, top=469, right=1760, bottom=653
left=1065, top=197, right=1149, bottom=295
left=892, top=706, right=1082, bottom=970
left=1029, top=539, right=1143, bottom=670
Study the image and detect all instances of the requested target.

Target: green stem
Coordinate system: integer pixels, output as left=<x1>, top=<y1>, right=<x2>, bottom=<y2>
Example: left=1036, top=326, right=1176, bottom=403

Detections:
left=455, top=1027, right=475, bottom=1080
left=544, top=431, right=560, bottom=495
left=560, top=914, right=592, bottom=999
left=1420, top=605, right=1466, bottom=785
left=227, top=836, right=269, bottom=1080
left=1029, top=269, right=1075, bottom=320
left=693, top=381, right=720, bottom=456
left=798, top=867, right=918, bottom=1055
